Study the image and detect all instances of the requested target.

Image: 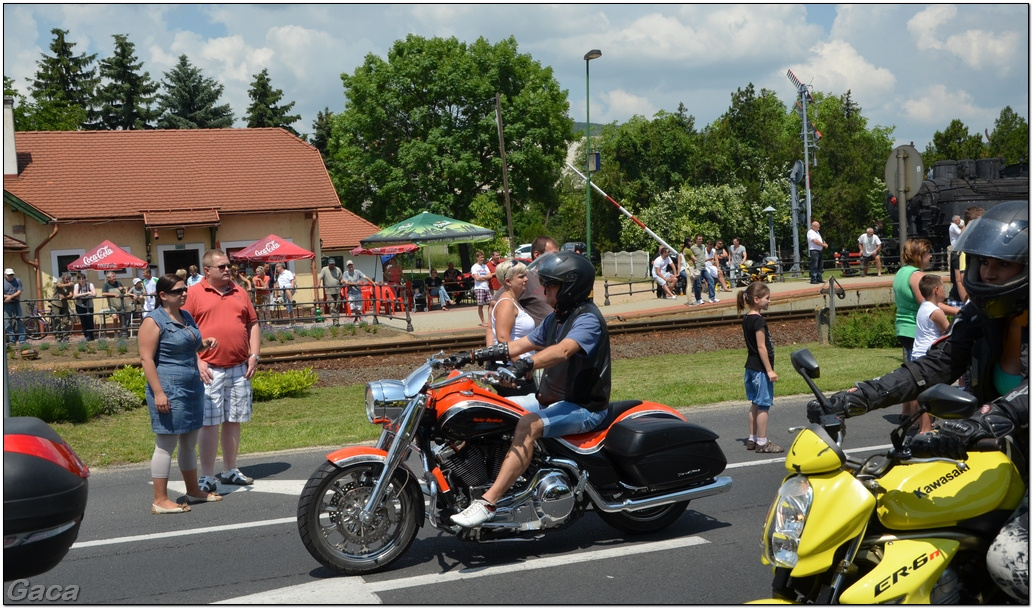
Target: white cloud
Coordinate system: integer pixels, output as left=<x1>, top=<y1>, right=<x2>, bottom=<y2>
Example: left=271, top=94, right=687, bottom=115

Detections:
left=601, top=89, right=654, bottom=122
left=902, top=84, right=985, bottom=124
left=796, top=39, right=897, bottom=99
left=908, top=5, right=1022, bottom=72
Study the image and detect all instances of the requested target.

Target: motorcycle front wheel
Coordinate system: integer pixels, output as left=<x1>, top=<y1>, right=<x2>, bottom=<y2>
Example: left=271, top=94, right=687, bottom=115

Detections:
left=597, top=500, right=689, bottom=534
left=297, top=461, right=421, bottom=575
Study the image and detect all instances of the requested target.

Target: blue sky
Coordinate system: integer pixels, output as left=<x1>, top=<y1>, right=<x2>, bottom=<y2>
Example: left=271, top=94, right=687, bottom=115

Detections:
left=4, top=4, right=1028, bottom=150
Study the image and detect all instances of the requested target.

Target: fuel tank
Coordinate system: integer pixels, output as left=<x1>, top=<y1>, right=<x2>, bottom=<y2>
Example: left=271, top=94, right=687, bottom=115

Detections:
left=435, top=386, right=527, bottom=441
left=876, top=451, right=1024, bottom=529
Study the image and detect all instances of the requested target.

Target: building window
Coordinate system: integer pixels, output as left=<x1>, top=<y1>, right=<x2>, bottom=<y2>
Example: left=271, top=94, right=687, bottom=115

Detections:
left=51, top=248, right=86, bottom=278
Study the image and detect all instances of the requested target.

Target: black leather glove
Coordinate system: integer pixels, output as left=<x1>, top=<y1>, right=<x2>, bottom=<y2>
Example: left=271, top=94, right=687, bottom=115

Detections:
left=498, top=357, right=533, bottom=384
left=911, top=403, right=1015, bottom=459
left=448, top=351, right=472, bottom=368
left=825, top=388, right=871, bottom=419
left=806, top=399, right=826, bottom=424
left=472, top=343, right=509, bottom=364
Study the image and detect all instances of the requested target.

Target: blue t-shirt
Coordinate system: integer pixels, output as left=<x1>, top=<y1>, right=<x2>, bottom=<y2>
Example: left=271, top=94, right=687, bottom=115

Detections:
left=527, top=310, right=602, bottom=358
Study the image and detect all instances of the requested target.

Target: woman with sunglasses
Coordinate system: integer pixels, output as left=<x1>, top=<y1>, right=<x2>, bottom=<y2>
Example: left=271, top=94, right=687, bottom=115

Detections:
left=139, top=274, right=220, bottom=514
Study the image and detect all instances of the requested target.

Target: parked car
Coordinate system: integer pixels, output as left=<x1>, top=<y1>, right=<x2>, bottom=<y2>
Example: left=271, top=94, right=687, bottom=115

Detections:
left=4, top=416, right=90, bottom=581
left=513, top=243, right=532, bottom=259
left=562, top=241, right=600, bottom=264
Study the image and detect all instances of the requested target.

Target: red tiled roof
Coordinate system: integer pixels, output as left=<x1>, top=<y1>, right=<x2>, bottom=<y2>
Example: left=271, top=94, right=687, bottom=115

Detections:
left=4, top=234, right=28, bottom=251
left=319, top=206, right=381, bottom=250
left=144, top=208, right=220, bottom=228
left=5, top=128, right=343, bottom=222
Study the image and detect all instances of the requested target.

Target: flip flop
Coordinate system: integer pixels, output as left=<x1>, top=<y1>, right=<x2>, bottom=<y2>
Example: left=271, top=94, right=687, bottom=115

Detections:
left=152, top=503, right=190, bottom=514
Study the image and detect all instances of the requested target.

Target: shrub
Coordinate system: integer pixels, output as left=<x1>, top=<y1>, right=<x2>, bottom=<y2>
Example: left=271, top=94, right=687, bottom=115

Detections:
left=109, top=365, right=147, bottom=404
left=39, top=342, right=51, bottom=351
left=8, top=370, right=143, bottom=423
left=309, top=326, right=326, bottom=340
left=251, top=368, right=319, bottom=401
left=834, top=306, right=898, bottom=349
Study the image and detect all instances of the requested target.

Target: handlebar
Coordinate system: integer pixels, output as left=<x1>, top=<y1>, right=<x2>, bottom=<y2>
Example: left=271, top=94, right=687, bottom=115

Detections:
left=973, top=437, right=1003, bottom=452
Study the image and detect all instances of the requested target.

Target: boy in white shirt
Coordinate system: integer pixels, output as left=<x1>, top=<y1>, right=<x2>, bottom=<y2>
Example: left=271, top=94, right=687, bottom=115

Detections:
left=912, top=274, right=949, bottom=360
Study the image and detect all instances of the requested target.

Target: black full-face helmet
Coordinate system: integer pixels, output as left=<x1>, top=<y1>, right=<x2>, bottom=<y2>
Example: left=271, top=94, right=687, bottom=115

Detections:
left=953, top=200, right=1028, bottom=318
left=528, top=251, right=595, bottom=311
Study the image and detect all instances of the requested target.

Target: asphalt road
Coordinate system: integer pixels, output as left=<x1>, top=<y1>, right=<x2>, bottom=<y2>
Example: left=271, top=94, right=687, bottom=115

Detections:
left=4, top=394, right=907, bottom=605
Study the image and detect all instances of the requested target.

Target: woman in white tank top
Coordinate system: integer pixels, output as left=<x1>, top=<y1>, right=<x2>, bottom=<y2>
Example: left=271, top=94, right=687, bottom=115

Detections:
left=490, top=260, right=535, bottom=396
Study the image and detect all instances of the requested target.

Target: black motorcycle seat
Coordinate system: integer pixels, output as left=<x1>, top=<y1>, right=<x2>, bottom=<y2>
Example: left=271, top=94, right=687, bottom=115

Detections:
left=593, top=400, right=643, bottom=431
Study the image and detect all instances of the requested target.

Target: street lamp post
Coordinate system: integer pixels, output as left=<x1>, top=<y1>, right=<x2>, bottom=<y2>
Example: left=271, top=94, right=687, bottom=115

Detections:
left=763, top=205, right=782, bottom=277
left=584, top=49, right=601, bottom=258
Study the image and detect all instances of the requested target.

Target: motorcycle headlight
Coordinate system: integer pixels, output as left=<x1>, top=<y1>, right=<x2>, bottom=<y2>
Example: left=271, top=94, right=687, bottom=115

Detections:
left=365, top=380, right=408, bottom=424
left=762, top=475, right=813, bottom=569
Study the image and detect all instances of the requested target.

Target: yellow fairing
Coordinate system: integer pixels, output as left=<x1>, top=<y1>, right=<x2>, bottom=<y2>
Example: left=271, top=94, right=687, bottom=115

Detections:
left=791, top=470, right=875, bottom=577
left=784, top=425, right=845, bottom=475
left=877, top=452, right=1024, bottom=529
left=839, top=538, right=959, bottom=604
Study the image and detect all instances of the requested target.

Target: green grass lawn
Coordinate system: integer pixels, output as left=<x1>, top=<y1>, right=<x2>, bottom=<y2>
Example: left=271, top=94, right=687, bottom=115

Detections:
left=55, top=342, right=902, bottom=468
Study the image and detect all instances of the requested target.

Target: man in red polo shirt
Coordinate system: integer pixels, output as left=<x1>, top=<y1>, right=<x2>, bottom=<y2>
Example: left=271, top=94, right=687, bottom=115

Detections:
left=185, top=249, right=261, bottom=492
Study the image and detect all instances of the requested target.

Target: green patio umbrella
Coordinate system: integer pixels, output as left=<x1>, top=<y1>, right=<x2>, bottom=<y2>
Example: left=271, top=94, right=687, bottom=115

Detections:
left=360, top=211, right=495, bottom=247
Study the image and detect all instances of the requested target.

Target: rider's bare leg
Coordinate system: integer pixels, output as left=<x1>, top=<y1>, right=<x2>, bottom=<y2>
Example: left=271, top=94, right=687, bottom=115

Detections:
left=481, top=413, right=543, bottom=506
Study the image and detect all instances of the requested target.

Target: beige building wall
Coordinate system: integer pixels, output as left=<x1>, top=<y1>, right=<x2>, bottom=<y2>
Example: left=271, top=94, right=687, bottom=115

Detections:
left=4, top=210, right=323, bottom=303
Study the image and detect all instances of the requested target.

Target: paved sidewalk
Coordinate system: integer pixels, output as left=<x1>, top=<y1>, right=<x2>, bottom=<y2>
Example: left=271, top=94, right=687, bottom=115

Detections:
left=371, top=274, right=898, bottom=336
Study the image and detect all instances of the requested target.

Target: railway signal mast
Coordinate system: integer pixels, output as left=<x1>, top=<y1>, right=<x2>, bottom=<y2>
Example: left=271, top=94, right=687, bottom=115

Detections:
left=787, top=69, right=819, bottom=226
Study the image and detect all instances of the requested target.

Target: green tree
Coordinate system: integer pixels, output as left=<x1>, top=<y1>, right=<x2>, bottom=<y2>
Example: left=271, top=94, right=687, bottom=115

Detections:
left=328, top=35, right=572, bottom=266
left=310, top=107, right=334, bottom=158
left=155, top=55, right=234, bottom=129
left=29, top=28, right=99, bottom=129
left=5, top=75, right=85, bottom=131
left=244, top=68, right=301, bottom=135
left=922, top=119, right=986, bottom=165
left=987, top=106, right=1029, bottom=164
left=95, top=34, right=159, bottom=130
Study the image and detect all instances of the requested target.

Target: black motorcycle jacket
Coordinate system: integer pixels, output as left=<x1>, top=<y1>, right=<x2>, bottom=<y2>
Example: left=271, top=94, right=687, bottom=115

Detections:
left=536, top=300, right=611, bottom=412
left=854, top=303, right=1028, bottom=436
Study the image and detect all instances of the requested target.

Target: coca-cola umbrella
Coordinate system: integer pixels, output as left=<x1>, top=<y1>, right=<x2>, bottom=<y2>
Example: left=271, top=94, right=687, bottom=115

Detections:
left=67, top=240, right=148, bottom=271
left=359, top=211, right=494, bottom=247
left=231, top=234, right=315, bottom=263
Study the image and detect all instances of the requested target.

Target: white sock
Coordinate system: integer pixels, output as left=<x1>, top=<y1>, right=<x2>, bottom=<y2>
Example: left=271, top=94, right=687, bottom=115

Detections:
left=756, top=438, right=767, bottom=446
left=749, top=435, right=757, bottom=442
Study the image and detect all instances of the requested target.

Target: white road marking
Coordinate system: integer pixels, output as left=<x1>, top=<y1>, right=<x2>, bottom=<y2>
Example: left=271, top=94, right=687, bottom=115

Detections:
left=726, top=443, right=893, bottom=469
left=217, top=535, right=711, bottom=604
left=75, top=442, right=893, bottom=551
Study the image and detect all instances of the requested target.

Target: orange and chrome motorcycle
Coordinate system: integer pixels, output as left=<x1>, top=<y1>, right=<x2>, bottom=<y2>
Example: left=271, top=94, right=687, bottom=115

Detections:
left=297, top=352, right=731, bottom=575
left=752, top=349, right=1025, bottom=604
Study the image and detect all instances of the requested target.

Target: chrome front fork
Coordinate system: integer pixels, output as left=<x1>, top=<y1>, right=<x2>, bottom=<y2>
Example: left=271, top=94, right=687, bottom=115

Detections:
left=359, top=395, right=425, bottom=524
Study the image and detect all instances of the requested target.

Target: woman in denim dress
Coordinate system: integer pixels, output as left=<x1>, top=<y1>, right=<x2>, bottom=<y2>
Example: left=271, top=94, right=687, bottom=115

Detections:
left=139, top=274, right=220, bottom=514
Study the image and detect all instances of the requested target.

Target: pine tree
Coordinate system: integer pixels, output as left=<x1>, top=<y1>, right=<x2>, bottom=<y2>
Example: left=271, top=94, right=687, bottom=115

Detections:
left=155, top=55, right=234, bottom=129
left=29, top=28, right=99, bottom=129
left=6, top=75, right=86, bottom=131
left=95, top=34, right=159, bottom=130
left=310, top=107, right=334, bottom=158
left=244, top=68, right=301, bottom=135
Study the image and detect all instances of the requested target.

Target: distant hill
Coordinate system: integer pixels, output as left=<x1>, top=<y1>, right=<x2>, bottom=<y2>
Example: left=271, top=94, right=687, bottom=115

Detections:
left=572, top=122, right=604, bottom=137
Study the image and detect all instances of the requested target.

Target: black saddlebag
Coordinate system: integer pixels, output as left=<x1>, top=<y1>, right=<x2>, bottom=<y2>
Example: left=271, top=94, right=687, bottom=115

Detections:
left=604, top=416, right=726, bottom=490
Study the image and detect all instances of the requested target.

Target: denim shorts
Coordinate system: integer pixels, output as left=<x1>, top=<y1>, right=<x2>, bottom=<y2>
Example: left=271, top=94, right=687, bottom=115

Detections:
left=744, top=368, right=773, bottom=410
left=507, top=394, right=607, bottom=437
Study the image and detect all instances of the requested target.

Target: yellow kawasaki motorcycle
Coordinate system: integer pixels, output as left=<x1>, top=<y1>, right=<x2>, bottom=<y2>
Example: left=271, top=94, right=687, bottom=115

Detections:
left=752, top=349, right=1025, bottom=604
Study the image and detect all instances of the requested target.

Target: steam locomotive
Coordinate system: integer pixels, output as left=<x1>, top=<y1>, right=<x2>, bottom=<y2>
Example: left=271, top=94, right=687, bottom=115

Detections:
left=883, top=158, right=1029, bottom=265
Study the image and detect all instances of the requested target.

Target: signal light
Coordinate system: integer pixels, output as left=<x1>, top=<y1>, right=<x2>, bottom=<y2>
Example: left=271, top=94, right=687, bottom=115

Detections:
left=890, top=196, right=897, bottom=206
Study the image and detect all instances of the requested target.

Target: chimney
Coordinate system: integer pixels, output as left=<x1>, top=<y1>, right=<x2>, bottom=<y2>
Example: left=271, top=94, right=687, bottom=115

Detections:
left=4, top=96, right=17, bottom=176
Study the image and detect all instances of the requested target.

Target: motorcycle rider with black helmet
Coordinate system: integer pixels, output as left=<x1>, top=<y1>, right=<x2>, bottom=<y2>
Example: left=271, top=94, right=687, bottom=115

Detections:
left=810, top=200, right=1028, bottom=601
left=452, top=251, right=610, bottom=527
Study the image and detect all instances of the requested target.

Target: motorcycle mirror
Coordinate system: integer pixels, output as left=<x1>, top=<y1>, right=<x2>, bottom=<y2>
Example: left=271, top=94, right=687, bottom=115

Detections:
left=791, top=349, right=820, bottom=378
left=917, top=383, right=981, bottom=419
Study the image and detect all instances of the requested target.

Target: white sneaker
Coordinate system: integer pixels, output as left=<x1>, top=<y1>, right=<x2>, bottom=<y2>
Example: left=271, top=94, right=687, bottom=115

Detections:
left=451, top=499, right=496, bottom=527
left=709, top=298, right=720, bottom=303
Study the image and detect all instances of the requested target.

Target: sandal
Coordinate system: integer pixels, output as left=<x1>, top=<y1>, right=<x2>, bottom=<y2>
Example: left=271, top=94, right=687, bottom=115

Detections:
left=746, top=440, right=756, bottom=450
left=755, top=442, right=784, bottom=454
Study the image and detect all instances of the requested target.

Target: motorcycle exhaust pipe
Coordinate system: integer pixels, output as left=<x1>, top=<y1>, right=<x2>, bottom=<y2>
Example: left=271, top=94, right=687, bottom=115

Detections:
left=585, top=475, right=733, bottom=513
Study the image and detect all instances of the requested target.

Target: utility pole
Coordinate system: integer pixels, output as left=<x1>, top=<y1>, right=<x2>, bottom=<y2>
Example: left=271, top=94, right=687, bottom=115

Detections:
left=788, top=69, right=820, bottom=225
left=494, top=92, right=515, bottom=251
